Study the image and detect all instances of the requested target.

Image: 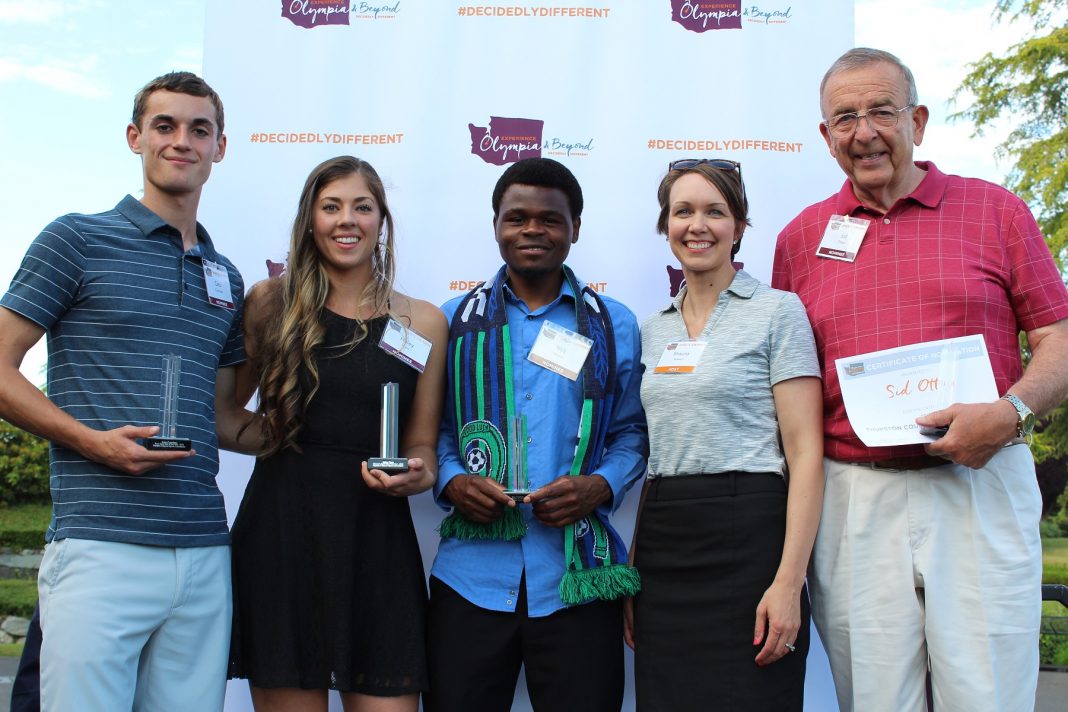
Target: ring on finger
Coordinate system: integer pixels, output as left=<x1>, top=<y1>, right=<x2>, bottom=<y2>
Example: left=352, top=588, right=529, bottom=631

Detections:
left=784, top=642, right=796, bottom=653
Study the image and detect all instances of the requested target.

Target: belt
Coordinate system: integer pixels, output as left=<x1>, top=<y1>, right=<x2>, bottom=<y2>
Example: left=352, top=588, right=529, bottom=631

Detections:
left=848, top=454, right=948, bottom=471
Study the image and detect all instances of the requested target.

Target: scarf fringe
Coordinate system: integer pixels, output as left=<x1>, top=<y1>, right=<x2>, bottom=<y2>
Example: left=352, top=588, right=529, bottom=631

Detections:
left=438, top=507, right=526, bottom=541
left=558, top=563, right=641, bottom=605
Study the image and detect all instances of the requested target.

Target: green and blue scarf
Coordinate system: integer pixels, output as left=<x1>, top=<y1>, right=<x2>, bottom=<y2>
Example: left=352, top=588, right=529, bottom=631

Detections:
left=439, top=265, right=640, bottom=605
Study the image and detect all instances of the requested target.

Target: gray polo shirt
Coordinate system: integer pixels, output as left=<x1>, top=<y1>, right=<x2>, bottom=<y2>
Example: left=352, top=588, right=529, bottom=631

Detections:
left=1, top=196, right=244, bottom=547
left=639, top=270, right=819, bottom=477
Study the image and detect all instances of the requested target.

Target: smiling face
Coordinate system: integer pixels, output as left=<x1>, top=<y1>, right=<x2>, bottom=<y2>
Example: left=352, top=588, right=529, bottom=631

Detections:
left=126, top=90, right=226, bottom=204
left=666, top=172, right=741, bottom=282
left=494, top=183, right=580, bottom=286
left=819, top=60, right=929, bottom=212
left=311, top=172, right=382, bottom=282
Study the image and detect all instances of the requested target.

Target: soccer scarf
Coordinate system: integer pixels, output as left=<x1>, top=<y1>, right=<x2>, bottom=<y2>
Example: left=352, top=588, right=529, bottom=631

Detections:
left=439, top=265, right=640, bottom=605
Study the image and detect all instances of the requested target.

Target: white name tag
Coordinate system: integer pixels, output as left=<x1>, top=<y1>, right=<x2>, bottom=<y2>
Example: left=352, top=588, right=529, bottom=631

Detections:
left=527, top=320, right=592, bottom=381
left=378, top=318, right=432, bottom=373
left=816, top=215, right=870, bottom=262
left=654, top=340, right=707, bottom=374
left=202, top=260, right=234, bottom=309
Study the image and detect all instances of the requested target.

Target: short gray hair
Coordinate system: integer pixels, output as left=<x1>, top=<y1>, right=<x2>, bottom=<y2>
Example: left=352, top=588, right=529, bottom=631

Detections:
left=819, top=47, right=919, bottom=117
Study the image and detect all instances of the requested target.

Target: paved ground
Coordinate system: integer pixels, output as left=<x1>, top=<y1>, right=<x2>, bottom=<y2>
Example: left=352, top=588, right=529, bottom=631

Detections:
left=0, top=656, right=1061, bottom=711
left=1037, top=670, right=1068, bottom=712
left=0, top=656, right=16, bottom=711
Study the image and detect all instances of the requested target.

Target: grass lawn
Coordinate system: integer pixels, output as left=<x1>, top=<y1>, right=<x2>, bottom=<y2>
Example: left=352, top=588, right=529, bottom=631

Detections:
left=1043, top=538, right=1068, bottom=586
left=0, top=503, right=47, bottom=618
left=1044, top=538, right=1068, bottom=565
left=0, top=580, right=37, bottom=618
left=0, top=502, right=50, bottom=550
left=0, top=642, right=24, bottom=657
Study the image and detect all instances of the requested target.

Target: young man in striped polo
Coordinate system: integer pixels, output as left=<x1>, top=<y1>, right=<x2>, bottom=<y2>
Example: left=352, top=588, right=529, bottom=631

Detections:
left=0, top=71, right=247, bottom=711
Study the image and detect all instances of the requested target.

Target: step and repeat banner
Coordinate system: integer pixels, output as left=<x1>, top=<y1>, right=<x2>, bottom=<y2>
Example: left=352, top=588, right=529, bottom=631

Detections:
left=202, top=2, right=853, bottom=709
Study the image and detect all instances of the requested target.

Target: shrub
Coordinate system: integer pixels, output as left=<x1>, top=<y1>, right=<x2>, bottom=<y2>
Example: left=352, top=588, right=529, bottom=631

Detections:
left=0, top=419, right=49, bottom=504
left=1049, top=490, right=1068, bottom=538
left=1041, top=518, right=1064, bottom=539
left=0, top=579, right=37, bottom=618
left=1040, top=632, right=1068, bottom=667
left=0, top=502, right=51, bottom=550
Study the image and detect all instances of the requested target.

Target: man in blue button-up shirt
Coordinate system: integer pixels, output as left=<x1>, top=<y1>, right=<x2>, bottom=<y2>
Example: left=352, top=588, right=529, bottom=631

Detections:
left=426, top=158, right=647, bottom=712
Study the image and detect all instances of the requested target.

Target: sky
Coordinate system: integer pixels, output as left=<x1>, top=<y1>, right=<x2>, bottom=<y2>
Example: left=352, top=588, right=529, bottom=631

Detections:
left=0, top=0, right=1039, bottom=382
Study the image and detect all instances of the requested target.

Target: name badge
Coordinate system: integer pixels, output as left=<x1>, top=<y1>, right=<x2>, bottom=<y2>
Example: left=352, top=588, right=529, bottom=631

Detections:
left=203, top=260, right=234, bottom=308
left=378, top=318, right=432, bottom=373
left=528, top=320, right=592, bottom=381
left=816, top=215, right=870, bottom=262
left=654, top=340, right=707, bottom=374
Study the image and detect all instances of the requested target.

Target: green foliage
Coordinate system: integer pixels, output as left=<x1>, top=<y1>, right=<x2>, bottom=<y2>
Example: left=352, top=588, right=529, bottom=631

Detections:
left=0, top=419, right=50, bottom=505
left=1044, top=537, right=1068, bottom=584
left=0, top=579, right=37, bottom=618
left=1041, top=599, right=1068, bottom=665
left=1032, top=408, right=1068, bottom=463
left=1046, top=494, right=1068, bottom=538
left=0, top=503, right=51, bottom=532
left=0, top=642, right=24, bottom=657
left=1040, top=630, right=1068, bottom=666
left=1043, top=517, right=1065, bottom=538
left=0, top=502, right=51, bottom=549
left=952, top=0, right=1068, bottom=267
left=955, top=5, right=1068, bottom=469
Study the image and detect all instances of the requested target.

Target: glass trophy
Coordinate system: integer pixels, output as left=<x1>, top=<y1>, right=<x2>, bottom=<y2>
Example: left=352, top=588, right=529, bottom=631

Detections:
left=503, top=414, right=531, bottom=502
left=367, top=382, right=409, bottom=473
left=144, top=354, right=192, bottom=451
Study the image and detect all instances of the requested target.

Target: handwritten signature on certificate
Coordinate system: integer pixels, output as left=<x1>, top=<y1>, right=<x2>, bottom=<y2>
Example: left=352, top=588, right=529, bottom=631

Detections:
left=835, top=335, right=998, bottom=447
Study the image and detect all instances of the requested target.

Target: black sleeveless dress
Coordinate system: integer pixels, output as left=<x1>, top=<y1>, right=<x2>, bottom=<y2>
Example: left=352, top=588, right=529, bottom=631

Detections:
left=229, top=313, right=427, bottom=695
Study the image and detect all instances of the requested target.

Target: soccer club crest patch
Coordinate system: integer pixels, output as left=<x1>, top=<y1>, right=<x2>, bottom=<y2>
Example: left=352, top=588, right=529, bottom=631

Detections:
left=459, top=419, right=507, bottom=484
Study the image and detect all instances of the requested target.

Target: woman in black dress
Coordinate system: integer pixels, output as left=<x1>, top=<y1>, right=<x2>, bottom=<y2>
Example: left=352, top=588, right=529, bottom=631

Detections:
left=228, top=156, right=447, bottom=712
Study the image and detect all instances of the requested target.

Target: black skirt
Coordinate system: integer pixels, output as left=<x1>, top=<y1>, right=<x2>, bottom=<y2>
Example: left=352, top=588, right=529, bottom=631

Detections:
left=633, top=473, right=809, bottom=711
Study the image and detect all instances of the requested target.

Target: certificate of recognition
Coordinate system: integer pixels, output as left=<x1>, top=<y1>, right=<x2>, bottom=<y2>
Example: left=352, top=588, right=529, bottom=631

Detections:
left=835, top=335, right=998, bottom=447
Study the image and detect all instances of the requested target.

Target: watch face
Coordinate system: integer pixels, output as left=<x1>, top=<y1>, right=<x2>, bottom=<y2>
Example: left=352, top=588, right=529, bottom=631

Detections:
left=1022, top=412, right=1036, bottom=435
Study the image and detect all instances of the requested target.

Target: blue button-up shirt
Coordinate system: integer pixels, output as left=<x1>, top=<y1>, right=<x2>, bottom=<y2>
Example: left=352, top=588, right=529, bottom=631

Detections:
left=432, top=275, right=648, bottom=617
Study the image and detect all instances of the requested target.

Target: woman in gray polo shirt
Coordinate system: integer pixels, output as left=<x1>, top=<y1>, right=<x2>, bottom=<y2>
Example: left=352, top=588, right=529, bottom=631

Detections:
left=625, top=159, right=824, bottom=711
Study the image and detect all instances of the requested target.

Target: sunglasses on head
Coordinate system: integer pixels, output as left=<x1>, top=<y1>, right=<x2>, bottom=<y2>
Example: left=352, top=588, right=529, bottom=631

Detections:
left=668, top=158, right=741, bottom=173
left=668, top=158, right=746, bottom=203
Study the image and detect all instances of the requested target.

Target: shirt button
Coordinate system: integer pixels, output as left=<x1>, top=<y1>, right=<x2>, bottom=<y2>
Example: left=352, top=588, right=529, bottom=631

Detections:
left=526, top=436, right=532, bottom=444
left=509, top=590, right=516, bottom=596
left=507, top=599, right=514, bottom=605
left=525, top=393, right=533, bottom=400
left=883, top=218, right=890, bottom=225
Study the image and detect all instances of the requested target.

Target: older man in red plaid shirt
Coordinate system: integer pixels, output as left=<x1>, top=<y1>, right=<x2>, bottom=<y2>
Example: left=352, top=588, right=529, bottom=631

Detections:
left=773, top=47, right=1068, bottom=712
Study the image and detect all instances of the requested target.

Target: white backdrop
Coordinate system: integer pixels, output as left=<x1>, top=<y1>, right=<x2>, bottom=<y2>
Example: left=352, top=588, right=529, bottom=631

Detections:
left=202, top=2, right=853, bottom=709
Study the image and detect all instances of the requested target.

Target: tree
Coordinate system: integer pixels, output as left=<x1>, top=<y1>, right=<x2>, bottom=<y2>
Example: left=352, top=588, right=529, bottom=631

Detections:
left=953, top=1, right=1068, bottom=514
left=953, top=0, right=1068, bottom=267
left=0, top=419, right=50, bottom=504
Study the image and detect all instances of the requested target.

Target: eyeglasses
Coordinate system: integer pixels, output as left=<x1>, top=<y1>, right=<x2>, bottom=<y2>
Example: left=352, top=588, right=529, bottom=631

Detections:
left=668, top=158, right=746, bottom=203
left=823, top=105, right=915, bottom=136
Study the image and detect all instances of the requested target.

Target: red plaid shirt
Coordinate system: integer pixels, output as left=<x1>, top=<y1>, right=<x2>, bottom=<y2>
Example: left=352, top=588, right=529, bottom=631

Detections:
left=773, top=162, right=1068, bottom=462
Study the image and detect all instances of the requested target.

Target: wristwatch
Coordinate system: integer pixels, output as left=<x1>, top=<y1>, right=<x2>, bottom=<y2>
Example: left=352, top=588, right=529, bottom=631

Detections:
left=1000, top=394, right=1036, bottom=437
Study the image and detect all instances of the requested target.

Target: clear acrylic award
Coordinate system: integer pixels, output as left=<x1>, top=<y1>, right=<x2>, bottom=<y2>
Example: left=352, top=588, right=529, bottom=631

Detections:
left=144, top=354, right=192, bottom=451
left=503, top=414, right=530, bottom=502
left=367, top=382, right=409, bottom=473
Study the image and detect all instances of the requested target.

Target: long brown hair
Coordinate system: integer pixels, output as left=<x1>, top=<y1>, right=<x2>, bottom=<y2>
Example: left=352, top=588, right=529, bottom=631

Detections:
left=255, top=156, right=397, bottom=455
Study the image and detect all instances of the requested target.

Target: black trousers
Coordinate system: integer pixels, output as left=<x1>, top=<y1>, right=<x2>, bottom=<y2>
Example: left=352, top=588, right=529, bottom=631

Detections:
left=11, top=602, right=42, bottom=712
left=425, top=575, right=624, bottom=712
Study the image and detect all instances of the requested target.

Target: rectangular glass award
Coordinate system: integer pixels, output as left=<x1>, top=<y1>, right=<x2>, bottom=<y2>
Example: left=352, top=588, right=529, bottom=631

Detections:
left=144, top=354, right=192, bottom=451
left=367, top=382, right=409, bottom=473
left=503, top=414, right=530, bottom=502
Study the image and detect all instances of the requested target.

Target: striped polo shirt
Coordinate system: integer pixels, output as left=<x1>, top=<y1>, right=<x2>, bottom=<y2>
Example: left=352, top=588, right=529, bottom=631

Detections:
left=1, top=196, right=245, bottom=547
